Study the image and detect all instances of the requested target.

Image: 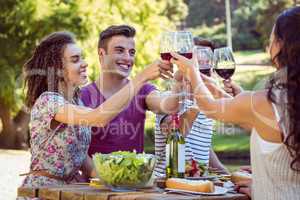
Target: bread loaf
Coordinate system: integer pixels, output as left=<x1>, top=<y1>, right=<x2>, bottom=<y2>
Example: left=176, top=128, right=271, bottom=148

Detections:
left=231, top=171, right=252, bottom=183
left=166, top=178, right=215, bottom=193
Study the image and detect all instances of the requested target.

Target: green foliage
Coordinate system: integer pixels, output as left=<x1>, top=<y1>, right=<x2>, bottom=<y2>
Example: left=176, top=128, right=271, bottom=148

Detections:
left=0, top=0, right=187, bottom=110
left=189, top=23, right=227, bottom=48
left=256, top=0, right=295, bottom=47
left=185, top=0, right=295, bottom=51
left=185, top=0, right=230, bottom=27
left=0, top=0, right=90, bottom=107
left=159, top=0, right=188, bottom=26
left=231, top=3, right=264, bottom=50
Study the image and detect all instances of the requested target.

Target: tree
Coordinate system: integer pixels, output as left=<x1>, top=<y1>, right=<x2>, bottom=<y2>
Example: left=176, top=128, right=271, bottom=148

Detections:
left=185, top=0, right=239, bottom=27
left=0, top=0, right=187, bottom=148
left=256, top=0, right=295, bottom=47
left=0, top=0, right=90, bottom=148
left=187, top=0, right=295, bottom=50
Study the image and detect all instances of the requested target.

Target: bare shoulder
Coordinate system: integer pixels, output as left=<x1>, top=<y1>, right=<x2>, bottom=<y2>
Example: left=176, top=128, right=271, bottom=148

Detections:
left=251, top=90, right=274, bottom=118
left=250, top=90, right=282, bottom=142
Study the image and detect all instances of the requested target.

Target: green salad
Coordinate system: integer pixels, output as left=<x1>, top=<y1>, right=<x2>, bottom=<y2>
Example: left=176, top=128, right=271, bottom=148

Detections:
left=93, top=151, right=156, bottom=187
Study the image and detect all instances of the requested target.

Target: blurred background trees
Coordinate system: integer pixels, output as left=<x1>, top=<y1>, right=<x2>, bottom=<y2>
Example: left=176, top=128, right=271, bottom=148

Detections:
left=186, top=0, right=296, bottom=50
left=0, top=0, right=297, bottom=148
left=0, top=0, right=186, bottom=148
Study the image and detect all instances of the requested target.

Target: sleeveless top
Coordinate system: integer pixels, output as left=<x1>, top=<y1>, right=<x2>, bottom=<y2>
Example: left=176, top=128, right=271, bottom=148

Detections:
left=250, top=102, right=300, bottom=199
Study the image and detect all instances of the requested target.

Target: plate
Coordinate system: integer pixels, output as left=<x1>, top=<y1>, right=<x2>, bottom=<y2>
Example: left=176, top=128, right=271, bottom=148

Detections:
left=185, top=175, right=219, bottom=180
left=165, top=186, right=228, bottom=196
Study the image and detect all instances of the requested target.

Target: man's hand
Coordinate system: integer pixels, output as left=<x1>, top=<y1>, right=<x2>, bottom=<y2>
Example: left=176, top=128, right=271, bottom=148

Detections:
left=138, top=59, right=173, bottom=82
left=159, top=107, right=198, bottom=137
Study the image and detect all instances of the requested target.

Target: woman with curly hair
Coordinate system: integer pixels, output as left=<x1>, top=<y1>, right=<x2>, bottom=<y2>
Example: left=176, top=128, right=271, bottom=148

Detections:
left=21, top=31, right=170, bottom=187
left=170, top=7, right=300, bottom=199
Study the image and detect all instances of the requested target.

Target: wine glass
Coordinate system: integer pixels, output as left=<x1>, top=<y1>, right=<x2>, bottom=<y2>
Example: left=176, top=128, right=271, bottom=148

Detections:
left=174, top=31, right=194, bottom=99
left=213, top=47, right=236, bottom=80
left=160, top=31, right=194, bottom=61
left=194, top=46, right=214, bottom=77
left=159, top=31, right=194, bottom=110
left=174, top=31, right=194, bottom=59
left=160, top=31, right=177, bottom=61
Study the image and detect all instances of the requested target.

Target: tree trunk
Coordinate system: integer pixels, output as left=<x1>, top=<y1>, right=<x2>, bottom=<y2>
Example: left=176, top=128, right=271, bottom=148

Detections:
left=0, top=99, right=16, bottom=148
left=0, top=99, right=30, bottom=149
left=14, top=107, right=30, bottom=148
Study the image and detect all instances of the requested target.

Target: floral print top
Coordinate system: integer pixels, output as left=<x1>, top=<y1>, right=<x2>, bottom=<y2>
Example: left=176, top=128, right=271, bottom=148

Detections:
left=22, top=92, right=91, bottom=187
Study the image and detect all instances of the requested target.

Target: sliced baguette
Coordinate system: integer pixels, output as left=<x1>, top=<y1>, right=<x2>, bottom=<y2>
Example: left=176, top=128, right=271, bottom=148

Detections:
left=166, top=178, right=215, bottom=193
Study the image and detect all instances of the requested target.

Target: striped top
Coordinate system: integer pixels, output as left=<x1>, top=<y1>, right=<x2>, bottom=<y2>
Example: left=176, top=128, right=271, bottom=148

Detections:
left=154, top=100, right=213, bottom=176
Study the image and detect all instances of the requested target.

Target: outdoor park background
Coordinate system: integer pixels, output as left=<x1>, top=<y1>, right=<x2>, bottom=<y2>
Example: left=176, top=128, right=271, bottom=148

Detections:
left=0, top=0, right=299, bottom=199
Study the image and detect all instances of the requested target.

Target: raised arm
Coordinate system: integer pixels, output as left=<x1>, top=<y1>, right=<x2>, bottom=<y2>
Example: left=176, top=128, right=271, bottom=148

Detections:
left=55, top=60, right=171, bottom=127
left=146, top=69, right=183, bottom=115
left=170, top=52, right=281, bottom=142
left=199, top=74, right=232, bottom=99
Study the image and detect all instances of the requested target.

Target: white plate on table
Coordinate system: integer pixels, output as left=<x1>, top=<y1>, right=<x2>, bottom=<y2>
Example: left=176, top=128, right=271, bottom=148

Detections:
left=165, top=186, right=228, bottom=196
left=185, top=175, right=219, bottom=181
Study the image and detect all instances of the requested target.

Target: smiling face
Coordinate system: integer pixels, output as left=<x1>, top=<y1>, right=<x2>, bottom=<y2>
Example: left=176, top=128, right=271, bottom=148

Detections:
left=62, top=43, right=88, bottom=87
left=99, top=35, right=136, bottom=78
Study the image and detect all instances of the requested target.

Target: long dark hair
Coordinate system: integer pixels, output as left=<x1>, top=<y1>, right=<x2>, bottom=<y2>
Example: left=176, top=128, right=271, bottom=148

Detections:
left=24, top=31, right=76, bottom=108
left=267, top=6, right=300, bottom=171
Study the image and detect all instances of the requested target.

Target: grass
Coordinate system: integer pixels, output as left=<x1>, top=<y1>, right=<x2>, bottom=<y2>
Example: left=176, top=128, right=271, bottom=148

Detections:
left=224, top=160, right=250, bottom=172
left=212, top=133, right=250, bottom=153
left=234, top=50, right=270, bottom=65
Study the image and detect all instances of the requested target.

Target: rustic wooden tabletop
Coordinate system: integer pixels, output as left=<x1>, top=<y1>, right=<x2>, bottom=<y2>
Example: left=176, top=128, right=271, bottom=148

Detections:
left=17, top=184, right=250, bottom=200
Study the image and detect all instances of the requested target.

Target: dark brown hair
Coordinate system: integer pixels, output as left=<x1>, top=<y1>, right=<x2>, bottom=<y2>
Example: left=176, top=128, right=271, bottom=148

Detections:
left=193, top=37, right=215, bottom=51
left=267, top=6, right=300, bottom=171
left=24, top=31, right=76, bottom=108
left=98, top=25, right=136, bottom=51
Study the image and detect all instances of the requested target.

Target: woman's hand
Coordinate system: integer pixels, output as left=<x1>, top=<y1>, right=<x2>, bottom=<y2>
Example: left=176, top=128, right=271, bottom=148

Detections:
left=200, top=73, right=218, bottom=87
left=170, top=52, right=198, bottom=82
left=239, top=165, right=252, bottom=173
left=223, top=79, right=243, bottom=97
left=235, top=179, right=252, bottom=198
left=137, top=59, right=173, bottom=82
left=173, top=70, right=193, bottom=100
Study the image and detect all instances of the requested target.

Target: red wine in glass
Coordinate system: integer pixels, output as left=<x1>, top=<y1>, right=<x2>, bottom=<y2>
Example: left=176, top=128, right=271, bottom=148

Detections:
left=160, top=52, right=172, bottom=61
left=179, top=52, right=193, bottom=59
left=199, top=68, right=211, bottom=77
left=161, top=52, right=192, bottom=61
left=214, top=68, right=235, bottom=80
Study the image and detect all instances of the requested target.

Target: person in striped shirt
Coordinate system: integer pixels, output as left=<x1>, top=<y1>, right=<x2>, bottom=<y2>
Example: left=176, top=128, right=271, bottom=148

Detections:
left=154, top=38, right=229, bottom=177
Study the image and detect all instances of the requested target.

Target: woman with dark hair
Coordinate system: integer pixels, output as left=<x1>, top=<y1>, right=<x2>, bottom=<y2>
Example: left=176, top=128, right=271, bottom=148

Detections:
left=170, top=7, right=300, bottom=199
left=22, top=31, right=171, bottom=187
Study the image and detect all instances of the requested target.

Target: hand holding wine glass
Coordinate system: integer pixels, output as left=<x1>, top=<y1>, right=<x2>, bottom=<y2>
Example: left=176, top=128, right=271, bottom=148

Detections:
left=160, top=31, right=177, bottom=61
left=194, top=46, right=214, bottom=77
left=159, top=31, right=194, bottom=100
left=160, top=31, right=194, bottom=61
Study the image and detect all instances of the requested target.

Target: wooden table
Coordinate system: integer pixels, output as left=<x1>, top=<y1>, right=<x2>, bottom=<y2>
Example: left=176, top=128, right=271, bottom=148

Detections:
left=17, top=184, right=249, bottom=200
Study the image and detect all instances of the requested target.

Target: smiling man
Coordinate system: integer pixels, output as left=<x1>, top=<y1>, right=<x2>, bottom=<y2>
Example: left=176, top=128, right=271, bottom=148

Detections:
left=80, top=25, right=180, bottom=156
